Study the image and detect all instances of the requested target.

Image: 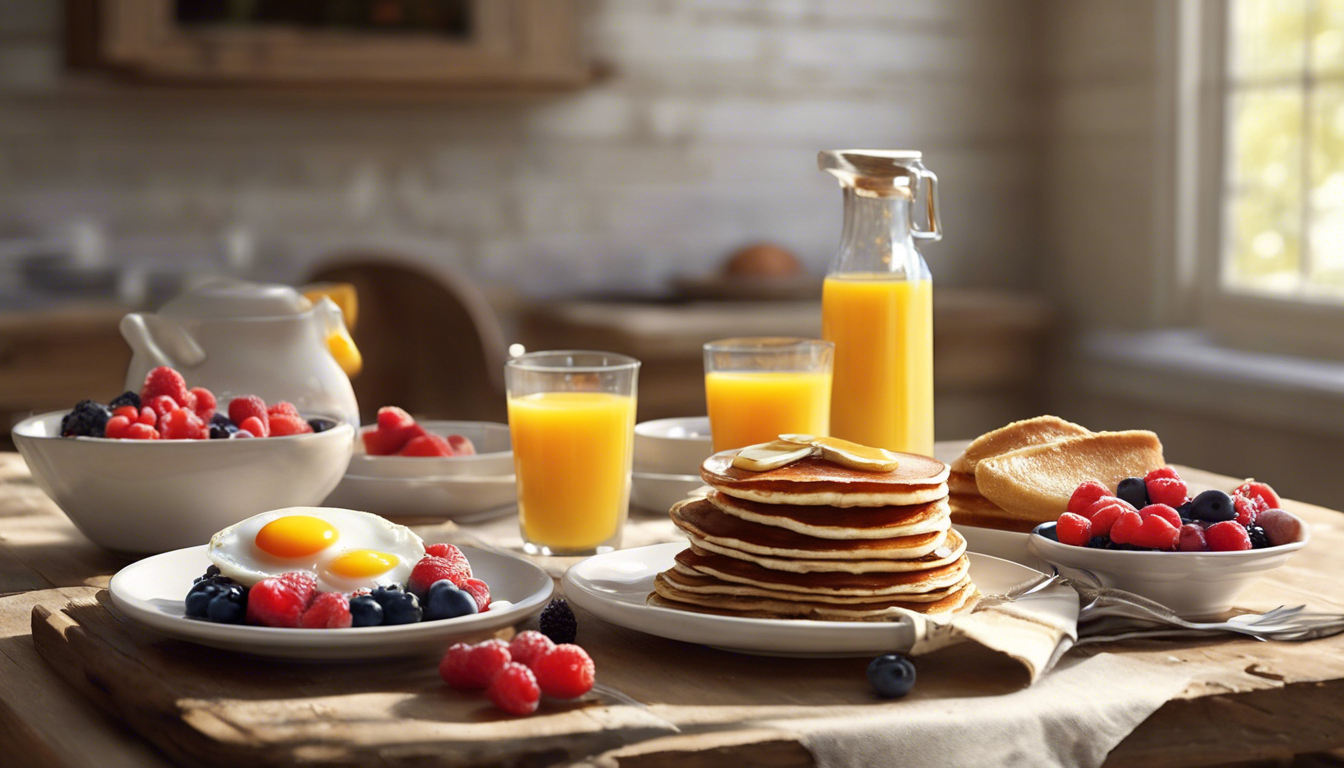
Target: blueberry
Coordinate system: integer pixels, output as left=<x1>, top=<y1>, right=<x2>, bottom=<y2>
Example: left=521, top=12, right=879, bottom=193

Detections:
left=210, top=413, right=233, bottom=427
left=375, top=588, right=422, bottom=625
left=307, top=418, right=335, bottom=434
left=1086, top=535, right=1111, bottom=549
left=1116, top=477, right=1149, bottom=509
left=206, top=584, right=247, bottom=624
left=349, top=595, right=384, bottom=627
left=1247, top=524, right=1271, bottom=549
left=422, top=579, right=478, bottom=621
left=61, top=400, right=111, bottom=437
left=1189, top=490, right=1236, bottom=522
left=109, top=391, right=141, bottom=410
left=185, top=582, right=225, bottom=619
left=867, top=654, right=916, bottom=699
left=208, top=422, right=237, bottom=439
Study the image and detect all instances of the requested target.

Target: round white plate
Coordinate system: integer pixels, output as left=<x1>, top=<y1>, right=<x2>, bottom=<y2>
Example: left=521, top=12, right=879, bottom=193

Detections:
left=109, top=545, right=553, bottom=660
left=324, top=473, right=516, bottom=521
left=563, top=543, right=1045, bottom=656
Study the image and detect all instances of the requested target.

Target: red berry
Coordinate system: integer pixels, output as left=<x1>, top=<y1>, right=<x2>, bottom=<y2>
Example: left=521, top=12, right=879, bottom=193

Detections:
left=1084, top=495, right=1132, bottom=519
left=408, top=555, right=470, bottom=596
left=447, top=434, right=476, bottom=456
left=399, top=434, right=454, bottom=457
left=487, top=662, right=541, bottom=715
left=1144, top=466, right=1181, bottom=483
left=140, top=367, right=192, bottom=410
left=104, top=415, right=132, bottom=439
left=1178, top=523, right=1208, bottom=552
left=372, top=406, right=426, bottom=454
left=532, top=644, right=595, bottom=699
left=238, top=416, right=268, bottom=438
left=228, top=396, right=270, bottom=436
left=1257, top=509, right=1302, bottom=547
left=508, top=630, right=555, bottom=668
left=269, top=413, right=313, bottom=437
left=160, top=408, right=207, bottom=440
left=424, top=544, right=473, bottom=577
left=124, top=422, right=160, bottom=440
left=1233, top=480, right=1281, bottom=511
left=1067, top=481, right=1111, bottom=516
left=138, top=406, right=157, bottom=425
left=1131, top=514, right=1180, bottom=550
left=190, top=387, right=216, bottom=421
left=461, top=578, right=491, bottom=612
left=1138, top=504, right=1182, bottom=529
left=112, top=405, right=138, bottom=420
left=1089, top=503, right=1127, bottom=537
left=1146, top=477, right=1188, bottom=507
left=1233, top=495, right=1260, bottom=526
left=1205, top=520, right=1252, bottom=552
left=362, top=428, right=404, bottom=456
left=440, top=640, right=512, bottom=691
left=300, top=592, right=352, bottom=629
left=1109, top=510, right=1144, bottom=545
left=267, top=401, right=300, bottom=418
left=147, top=394, right=180, bottom=418
left=246, top=572, right=317, bottom=627
left=1055, top=512, right=1092, bottom=547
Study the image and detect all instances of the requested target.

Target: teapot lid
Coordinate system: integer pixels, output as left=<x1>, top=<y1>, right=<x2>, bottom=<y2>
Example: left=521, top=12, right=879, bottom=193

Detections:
left=158, top=279, right=312, bottom=319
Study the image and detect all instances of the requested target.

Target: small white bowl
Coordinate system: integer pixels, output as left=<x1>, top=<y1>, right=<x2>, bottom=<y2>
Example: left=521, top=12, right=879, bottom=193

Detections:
left=634, top=416, right=713, bottom=475
left=1027, top=516, right=1310, bottom=618
left=631, top=471, right=707, bottom=514
left=349, top=420, right=512, bottom=478
left=13, top=410, right=355, bottom=555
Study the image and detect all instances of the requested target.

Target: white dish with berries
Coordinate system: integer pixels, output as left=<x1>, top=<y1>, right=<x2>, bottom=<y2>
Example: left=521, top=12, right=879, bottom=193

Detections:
left=108, top=543, right=553, bottom=660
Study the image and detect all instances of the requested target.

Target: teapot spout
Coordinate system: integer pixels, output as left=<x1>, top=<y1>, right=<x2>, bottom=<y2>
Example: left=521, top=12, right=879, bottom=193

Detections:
left=120, top=313, right=206, bottom=372
left=313, top=297, right=362, bottom=378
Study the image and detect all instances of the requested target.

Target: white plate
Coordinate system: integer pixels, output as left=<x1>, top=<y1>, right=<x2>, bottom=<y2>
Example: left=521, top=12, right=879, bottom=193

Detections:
left=957, top=524, right=1047, bottom=571
left=630, top=471, right=706, bottom=514
left=109, top=545, right=553, bottom=659
left=324, top=472, right=516, bottom=521
left=563, top=543, right=1045, bottom=656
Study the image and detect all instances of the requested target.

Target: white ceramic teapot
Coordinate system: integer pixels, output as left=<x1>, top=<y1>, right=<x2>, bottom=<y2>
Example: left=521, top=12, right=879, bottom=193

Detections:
left=121, top=280, right=361, bottom=427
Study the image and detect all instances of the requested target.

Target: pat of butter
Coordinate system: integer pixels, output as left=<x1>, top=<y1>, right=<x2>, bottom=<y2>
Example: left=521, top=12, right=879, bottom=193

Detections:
left=731, top=440, right=815, bottom=471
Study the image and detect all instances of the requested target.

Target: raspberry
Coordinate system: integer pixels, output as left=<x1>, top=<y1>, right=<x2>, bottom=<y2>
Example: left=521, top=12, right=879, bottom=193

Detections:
left=1088, top=503, right=1127, bottom=537
left=238, top=416, right=268, bottom=438
left=372, top=406, right=426, bottom=454
left=300, top=592, right=352, bottom=629
left=1109, top=510, right=1144, bottom=546
left=532, top=644, right=595, bottom=699
left=509, top=630, right=555, bottom=668
left=147, top=394, right=181, bottom=418
left=104, top=415, right=132, bottom=438
left=1144, top=466, right=1181, bottom=483
left=1067, top=481, right=1111, bottom=516
left=267, top=401, right=300, bottom=418
left=408, top=555, right=470, bottom=596
left=1205, top=520, right=1252, bottom=552
left=1146, top=477, right=1188, bottom=508
left=487, top=662, right=540, bottom=716
left=447, top=434, right=476, bottom=456
left=140, top=367, right=192, bottom=410
left=1233, top=480, right=1281, bottom=511
left=159, top=408, right=207, bottom=440
left=1178, top=523, right=1208, bottom=552
left=190, top=387, right=216, bottom=421
left=462, top=578, right=491, bottom=612
left=1084, top=495, right=1131, bottom=519
left=124, top=423, right=160, bottom=440
left=112, top=405, right=139, bottom=421
left=424, top=544, right=473, bottom=578
left=228, top=396, right=270, bottom=436
left=138, top=406, right=157, bottom=425
left=362, top=428, right=404, bottom=456
left=269, top=414, right=313, bottom=436
left=1233, top=495, right=1261, bottom=526
left=1131, top=514, right=1180, bottom=550
left=246, top=572, right=317, bottom=627
left=1138, top=504, right=1182, bottom=529
left=440, top=640, right=512, bottom=691
left=399, top=434, right=454, bottom=456
left=1055, top=512, right=1092, bottom=547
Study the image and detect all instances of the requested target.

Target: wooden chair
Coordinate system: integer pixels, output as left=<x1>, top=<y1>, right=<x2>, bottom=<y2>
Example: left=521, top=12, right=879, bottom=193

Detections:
left=307, top=256, right=508, bottom=425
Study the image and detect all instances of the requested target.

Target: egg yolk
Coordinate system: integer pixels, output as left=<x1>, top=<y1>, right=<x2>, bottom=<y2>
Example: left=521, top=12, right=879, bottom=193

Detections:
left=328, top=549, right=399, bottom=578
left=255, top=515, right=339, bottom=558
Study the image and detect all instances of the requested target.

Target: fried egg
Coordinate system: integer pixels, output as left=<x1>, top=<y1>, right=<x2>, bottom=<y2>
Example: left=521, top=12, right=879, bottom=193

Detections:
left=208, top=506, right=425, bottom=593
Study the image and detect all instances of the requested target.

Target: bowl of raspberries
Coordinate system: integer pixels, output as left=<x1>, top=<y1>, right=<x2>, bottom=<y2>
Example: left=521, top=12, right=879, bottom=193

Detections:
left=1027, top=466, right=1309, bottom=617
left=12, top=366, right=355, bottom=554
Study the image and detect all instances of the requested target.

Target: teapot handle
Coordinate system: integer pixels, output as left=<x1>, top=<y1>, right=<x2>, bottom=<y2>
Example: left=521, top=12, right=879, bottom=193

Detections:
left=120, top=313, right=206, bottom=370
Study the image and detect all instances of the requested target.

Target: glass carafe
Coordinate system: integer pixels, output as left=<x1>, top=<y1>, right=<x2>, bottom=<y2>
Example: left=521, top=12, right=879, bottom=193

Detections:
left=817, top=150, right=941, bottom=456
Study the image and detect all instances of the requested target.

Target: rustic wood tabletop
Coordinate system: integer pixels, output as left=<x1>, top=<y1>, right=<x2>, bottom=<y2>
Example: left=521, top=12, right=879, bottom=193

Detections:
left=2, top=447, right=1343, bottom=768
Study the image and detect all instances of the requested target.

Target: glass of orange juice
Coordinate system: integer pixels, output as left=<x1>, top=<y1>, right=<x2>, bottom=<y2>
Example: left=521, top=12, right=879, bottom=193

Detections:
left=505, top=350, right=639, bottom=556
left=703, top=338, right=834, bottom=453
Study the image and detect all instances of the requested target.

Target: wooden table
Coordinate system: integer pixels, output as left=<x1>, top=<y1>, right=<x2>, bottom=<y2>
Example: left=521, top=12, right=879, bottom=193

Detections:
left=3, top=447, right=1344, bottom=768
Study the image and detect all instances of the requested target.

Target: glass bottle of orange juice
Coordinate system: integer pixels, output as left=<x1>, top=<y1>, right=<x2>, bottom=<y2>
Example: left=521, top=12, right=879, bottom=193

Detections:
left=818, top=150, right=941, bottom=456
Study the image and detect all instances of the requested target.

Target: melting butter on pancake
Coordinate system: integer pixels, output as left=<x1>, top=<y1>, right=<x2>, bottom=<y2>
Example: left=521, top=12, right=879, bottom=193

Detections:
left=660, top=566, right=973, bottom=605
left=707, top=491, right=950, bottom=540
left=701, top=451, right=949, bottom=508
left=949, top=416, right=1092, bottom=477
left=650, top=577, right=978, bottom=620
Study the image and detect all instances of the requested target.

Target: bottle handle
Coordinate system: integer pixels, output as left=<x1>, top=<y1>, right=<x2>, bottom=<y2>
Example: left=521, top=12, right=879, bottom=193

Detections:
left=912, top=169, right=942, bottom=242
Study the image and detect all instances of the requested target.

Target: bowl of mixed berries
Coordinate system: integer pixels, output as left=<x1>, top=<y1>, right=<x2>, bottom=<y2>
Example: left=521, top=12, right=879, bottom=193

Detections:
left=1027, top=466, right=1309, bottom=617
left=12, top=366, right=354, bottom=554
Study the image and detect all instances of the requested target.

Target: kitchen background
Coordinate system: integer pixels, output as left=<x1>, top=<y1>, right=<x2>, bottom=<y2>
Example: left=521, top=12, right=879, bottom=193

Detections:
left=1, top=1, right=1339, bottom=504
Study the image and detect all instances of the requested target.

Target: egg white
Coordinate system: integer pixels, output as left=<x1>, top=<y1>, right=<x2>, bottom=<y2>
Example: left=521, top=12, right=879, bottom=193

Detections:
left=208, top=506, right=425, bottom=593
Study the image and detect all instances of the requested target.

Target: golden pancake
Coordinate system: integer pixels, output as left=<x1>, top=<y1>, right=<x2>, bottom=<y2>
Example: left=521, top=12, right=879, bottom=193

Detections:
left=948, top=492, right=1039, bottom=533
left=650, top=577, right=978, bottom=619
left=701, top=451, right=949, bottom=508
left=949, top=415, right=1092, bottom=476
left=707, top=491, right=950, bottom=540
left=948, top=470, right=979, bottom=496
left=660, top=566, right=973, bottom=604
left=671, top=498, right=949, bottom=561
left=677, top=541, right=969, bottom=592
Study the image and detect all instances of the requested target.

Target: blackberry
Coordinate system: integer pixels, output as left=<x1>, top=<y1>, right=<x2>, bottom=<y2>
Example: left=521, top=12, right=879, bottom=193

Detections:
left=1247, top=524, right=1271, bottom=549
left=423, top=579, right=477, bottom=621
left=867, top=654, right=916, bottom=699
left=193, top=565, right=222, bottom=584
left=308, top=418, right=335, bottom=434
left=539, top=598, right=577, bottom=644
left=349, top=595, right=384, bottom=627
left=1086, top=535, right=1111, bottom=549
left=60, top=400, right=111, bottom=437
left=108, top=391, right=141, bottom=410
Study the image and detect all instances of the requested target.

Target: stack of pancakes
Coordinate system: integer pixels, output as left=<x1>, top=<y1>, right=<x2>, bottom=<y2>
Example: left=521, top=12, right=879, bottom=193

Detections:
left=650, top=449, right=977, bottom=621
left=949, top=416, right=1166, bottom=532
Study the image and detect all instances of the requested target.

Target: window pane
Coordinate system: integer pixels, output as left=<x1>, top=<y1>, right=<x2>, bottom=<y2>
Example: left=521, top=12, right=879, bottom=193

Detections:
left=1227, top=87, right=1303, bottom=194
left=1226, top=191, right=1302, bottom=293
left=1309, top=86, right=1344, bottom=295
left=1312, top=0, right=1344, bottom=73
left=1232, top=0, right=1308, bottom=79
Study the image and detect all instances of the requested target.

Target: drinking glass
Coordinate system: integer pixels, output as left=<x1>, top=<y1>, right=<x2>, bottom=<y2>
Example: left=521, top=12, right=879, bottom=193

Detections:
left=505, top=350, right=639, bottom=556
left=703, top=337, right=834, bottom=453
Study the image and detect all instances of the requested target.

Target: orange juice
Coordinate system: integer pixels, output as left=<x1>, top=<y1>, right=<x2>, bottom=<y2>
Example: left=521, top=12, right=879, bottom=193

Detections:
left=704, top=371, right=831, bottom=452
left=822, top=274, right=933, bottom=455
left=507, top=391, right=635, bottom=551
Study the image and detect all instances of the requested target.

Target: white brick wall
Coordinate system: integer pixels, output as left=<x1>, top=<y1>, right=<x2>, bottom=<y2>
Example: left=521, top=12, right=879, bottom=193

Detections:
left=0, top=0, right=1043, bottom=298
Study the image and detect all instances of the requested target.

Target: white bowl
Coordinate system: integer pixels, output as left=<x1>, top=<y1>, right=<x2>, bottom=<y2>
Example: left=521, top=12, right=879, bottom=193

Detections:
left=1026, top=516, right=1310, bottom=618
left=630, top=471, right=707, bottom=514
left=349, top=420, right=512, bottom=478
left=634, top=416, right=713, bottom=475
left=13, top=411, right=355, bottom=555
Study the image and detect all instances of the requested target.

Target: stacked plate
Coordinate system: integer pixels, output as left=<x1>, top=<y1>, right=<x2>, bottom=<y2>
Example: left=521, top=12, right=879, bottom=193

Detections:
left=631, top=417, right=713, bottom=513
